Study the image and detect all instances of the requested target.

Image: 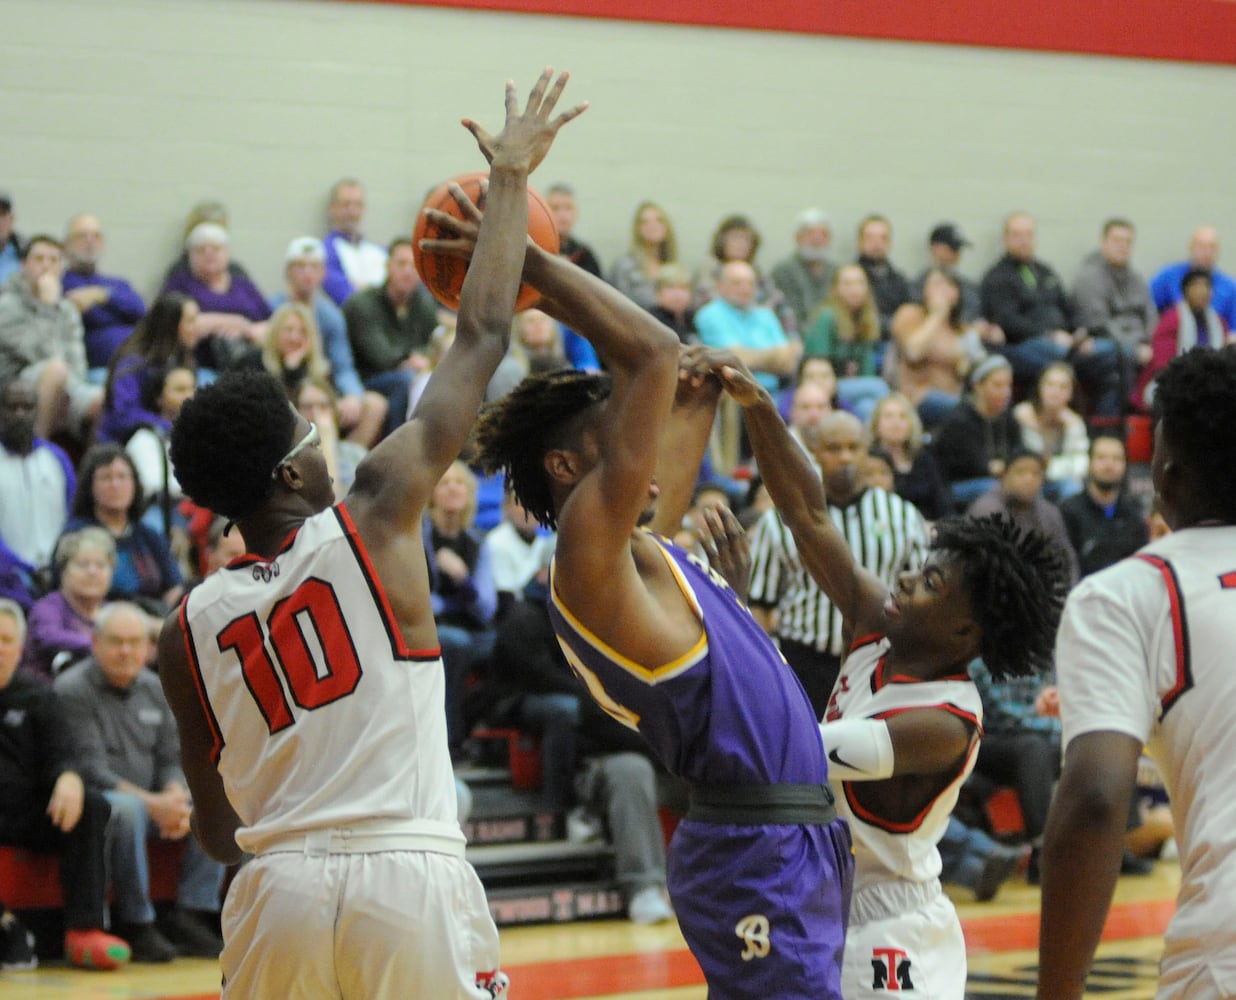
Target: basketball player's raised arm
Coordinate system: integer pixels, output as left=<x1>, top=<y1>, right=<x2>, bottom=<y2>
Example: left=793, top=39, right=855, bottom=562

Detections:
left=522, top=243, right=682, bottom=549
left=711, top=355, right=887, bottom=631
left=351, top=69, right=586, bottom=535
left=644, top=345, right=729, bottom=539
left=157, top=613, right=244, bottom=864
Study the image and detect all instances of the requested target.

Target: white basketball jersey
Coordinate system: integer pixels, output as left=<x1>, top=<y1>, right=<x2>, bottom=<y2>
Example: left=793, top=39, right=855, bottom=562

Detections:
left=826, top=635, right=983, bottom=892
left=1056, top=525, right=1236, bottom=987
left=180, top=504, right=460, bottom=854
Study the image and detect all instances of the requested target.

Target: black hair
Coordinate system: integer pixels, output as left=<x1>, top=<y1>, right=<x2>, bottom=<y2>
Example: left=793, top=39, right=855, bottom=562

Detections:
left=932, top=514, right=1069, bottom=679
left=18, top=234, right=61, bottom=259
left=1003, top=447, right=1046, bottom=471
left=920, top=267, right=963, bottom=329
left=473, top=368, right=612, bottom=530
left=1154, top=345, right=1236, bottom=522
left=72, top=443, right=145, bottom=522
left=169, top=369, right=298, bottom=520
left=1088, top=432, right=1125, bottom=459
left=711, top=214, right=761, bottom=263
left=138, top=361, right=194, bottom=414
left=1181, top=266, right=1212, bottom=293
left=104, top=292, right=194, bottom=412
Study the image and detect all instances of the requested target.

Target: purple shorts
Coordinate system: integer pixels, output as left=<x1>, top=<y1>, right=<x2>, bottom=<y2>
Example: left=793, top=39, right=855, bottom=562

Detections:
left=667, top=817, right=853, bottom=1000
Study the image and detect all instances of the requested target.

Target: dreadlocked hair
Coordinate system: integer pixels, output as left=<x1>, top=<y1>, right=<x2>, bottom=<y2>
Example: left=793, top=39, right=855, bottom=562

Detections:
left=169, top=369, right=298, bottom=521
left=473, top=368, right=612, bottom=530
left=1154, top=345, right=1236, bottom=522
left=932, top=514, right=1070, bottom=680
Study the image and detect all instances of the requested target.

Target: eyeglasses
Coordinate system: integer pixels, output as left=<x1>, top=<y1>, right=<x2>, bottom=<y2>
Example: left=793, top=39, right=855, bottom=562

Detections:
left=271, top=422, right=319, bottom=481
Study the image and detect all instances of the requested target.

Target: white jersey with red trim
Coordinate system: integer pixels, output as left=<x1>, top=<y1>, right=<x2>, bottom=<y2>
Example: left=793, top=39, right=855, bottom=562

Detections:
left=826, top=635, right=983, bottom=893
left=1056, top=525, right=1236, bottom=992
left=179, top=503, right=461, bottom=855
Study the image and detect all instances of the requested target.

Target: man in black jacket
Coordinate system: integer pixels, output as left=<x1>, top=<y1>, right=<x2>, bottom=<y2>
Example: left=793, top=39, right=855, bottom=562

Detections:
left=1059, top=435, right=1148, bottom=577
left=0, top=598, right=130, bottom=970
left=980, top=212, right=1122, bottom=416
left=855, top=213, right=911, bottom=341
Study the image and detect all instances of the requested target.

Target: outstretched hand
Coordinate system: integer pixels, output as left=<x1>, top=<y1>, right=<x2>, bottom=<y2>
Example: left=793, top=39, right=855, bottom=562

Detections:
left=464, top=67, right=588, bottom=175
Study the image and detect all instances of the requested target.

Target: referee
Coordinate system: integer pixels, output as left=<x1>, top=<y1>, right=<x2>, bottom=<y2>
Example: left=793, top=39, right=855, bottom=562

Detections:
left=748, top=410, right=928, bottom=717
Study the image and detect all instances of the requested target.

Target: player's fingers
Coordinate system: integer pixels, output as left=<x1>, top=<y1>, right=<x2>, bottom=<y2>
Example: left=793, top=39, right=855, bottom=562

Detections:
left=524, top=67, right=552, bottom=115
left=551, top=101, right=589, bottom=131
left=539, top=70, right=569, bottom=117
left=445, top=183, right=484, bottom=222
left=422, top=205, right=471, bottom=228
left=462, top=119, right=496, bottom=160
left=420, top=215, right=474, bottom=243
left=417, top=239, right=476, bottom=260
left=696, top=523, right=718, bottom=559
left=718, top=505, right=744, bottom=536
left=505, top=79, right=520, bottom=120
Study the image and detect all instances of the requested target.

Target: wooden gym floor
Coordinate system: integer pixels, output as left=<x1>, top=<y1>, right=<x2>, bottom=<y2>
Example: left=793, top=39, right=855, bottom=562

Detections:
left=0, top=861, right=1176, bottom=999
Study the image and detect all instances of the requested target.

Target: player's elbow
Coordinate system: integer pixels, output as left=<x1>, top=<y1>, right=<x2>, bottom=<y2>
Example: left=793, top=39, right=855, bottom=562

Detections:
left=647, top=323, right=680, bottom=360
left=200, top=831, right=244, bottom=866
left=1055, top=758, right=1136, bottom=835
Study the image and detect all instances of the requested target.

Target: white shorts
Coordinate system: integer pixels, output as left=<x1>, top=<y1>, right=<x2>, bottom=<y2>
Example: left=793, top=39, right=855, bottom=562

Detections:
left=842, top=880, right=966, bottom=1000
left=1157, top=944, right=1236, bottom=1000
left=221, top=848, right=506, bottom=999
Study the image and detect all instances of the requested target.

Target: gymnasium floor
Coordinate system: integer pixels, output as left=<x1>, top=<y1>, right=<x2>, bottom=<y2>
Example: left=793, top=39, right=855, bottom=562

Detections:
left=0, top=863, right=1176, bottom=999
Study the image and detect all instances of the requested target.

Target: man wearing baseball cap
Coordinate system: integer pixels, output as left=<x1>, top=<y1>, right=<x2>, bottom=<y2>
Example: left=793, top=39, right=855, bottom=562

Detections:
left=914, top=222, right=982, bottom=324
left=269, top=237, right=387, bottom=447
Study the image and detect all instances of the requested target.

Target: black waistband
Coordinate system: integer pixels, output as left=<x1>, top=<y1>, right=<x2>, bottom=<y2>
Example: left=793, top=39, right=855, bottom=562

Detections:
left=686, top=782, right=837, bottom=826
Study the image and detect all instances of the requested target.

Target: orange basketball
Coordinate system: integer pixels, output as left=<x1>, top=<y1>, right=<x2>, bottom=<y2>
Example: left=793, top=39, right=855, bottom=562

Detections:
left=412, top=171, right=559, bottom=312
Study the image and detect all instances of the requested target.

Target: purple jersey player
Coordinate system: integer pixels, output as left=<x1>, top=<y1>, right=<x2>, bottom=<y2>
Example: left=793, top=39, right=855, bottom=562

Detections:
left=425, top=195, right=853, bottom=997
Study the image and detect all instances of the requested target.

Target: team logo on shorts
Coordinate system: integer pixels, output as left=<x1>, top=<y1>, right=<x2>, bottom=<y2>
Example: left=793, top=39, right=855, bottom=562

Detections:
left=735, top=914, right=771, bottom=961
left=476, top=969, right=509, bottom=997
left=871, top=946, right=915, bottom=990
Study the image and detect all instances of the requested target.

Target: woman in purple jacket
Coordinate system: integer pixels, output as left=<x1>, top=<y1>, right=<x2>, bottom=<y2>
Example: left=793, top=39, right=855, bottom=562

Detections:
left=20, top=527, right=115, bottom=682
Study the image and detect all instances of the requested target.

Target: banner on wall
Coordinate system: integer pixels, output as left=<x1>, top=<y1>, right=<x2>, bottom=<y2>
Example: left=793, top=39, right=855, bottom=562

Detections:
left=354, top=0, right=1236, bottom=65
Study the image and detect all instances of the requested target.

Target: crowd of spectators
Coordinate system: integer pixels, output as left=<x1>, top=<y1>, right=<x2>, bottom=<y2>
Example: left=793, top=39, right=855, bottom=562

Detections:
left=1, top=180, right=1224, bottom=965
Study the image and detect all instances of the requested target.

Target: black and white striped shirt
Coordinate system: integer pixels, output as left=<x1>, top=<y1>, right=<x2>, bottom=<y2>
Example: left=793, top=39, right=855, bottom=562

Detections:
left=747, top=487, right=928, bottom=656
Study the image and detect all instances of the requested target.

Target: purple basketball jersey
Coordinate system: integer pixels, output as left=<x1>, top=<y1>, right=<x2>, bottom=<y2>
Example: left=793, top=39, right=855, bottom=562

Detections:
left=547, top=531, right=826, bottom=786
left=548, top=532, right=850, bottom=999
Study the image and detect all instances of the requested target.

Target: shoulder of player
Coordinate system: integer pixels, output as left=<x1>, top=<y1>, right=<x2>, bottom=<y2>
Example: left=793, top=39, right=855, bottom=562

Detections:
left=1063, top=554, right=1174, bottom=627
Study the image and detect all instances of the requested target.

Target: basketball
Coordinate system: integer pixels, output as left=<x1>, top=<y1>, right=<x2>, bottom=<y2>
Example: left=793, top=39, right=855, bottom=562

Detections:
left=412, top=171, right=559, bottom=312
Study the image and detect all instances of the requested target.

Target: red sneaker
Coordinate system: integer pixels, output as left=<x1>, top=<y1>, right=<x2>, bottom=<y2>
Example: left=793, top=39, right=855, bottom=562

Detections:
left=65, top=929, right=131, bottom=970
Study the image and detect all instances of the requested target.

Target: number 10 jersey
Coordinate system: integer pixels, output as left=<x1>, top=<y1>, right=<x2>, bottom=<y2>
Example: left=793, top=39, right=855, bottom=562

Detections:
left=179, top=504, right=461, bottom=855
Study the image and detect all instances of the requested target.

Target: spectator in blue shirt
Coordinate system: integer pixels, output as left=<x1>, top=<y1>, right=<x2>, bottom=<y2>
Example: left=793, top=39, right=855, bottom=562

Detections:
left=695, top=260, right=799, bottom=393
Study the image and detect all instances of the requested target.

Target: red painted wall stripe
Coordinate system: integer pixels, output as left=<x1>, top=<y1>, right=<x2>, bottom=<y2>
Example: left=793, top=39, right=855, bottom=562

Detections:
left=346, top=0, right=1236, bottom=65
